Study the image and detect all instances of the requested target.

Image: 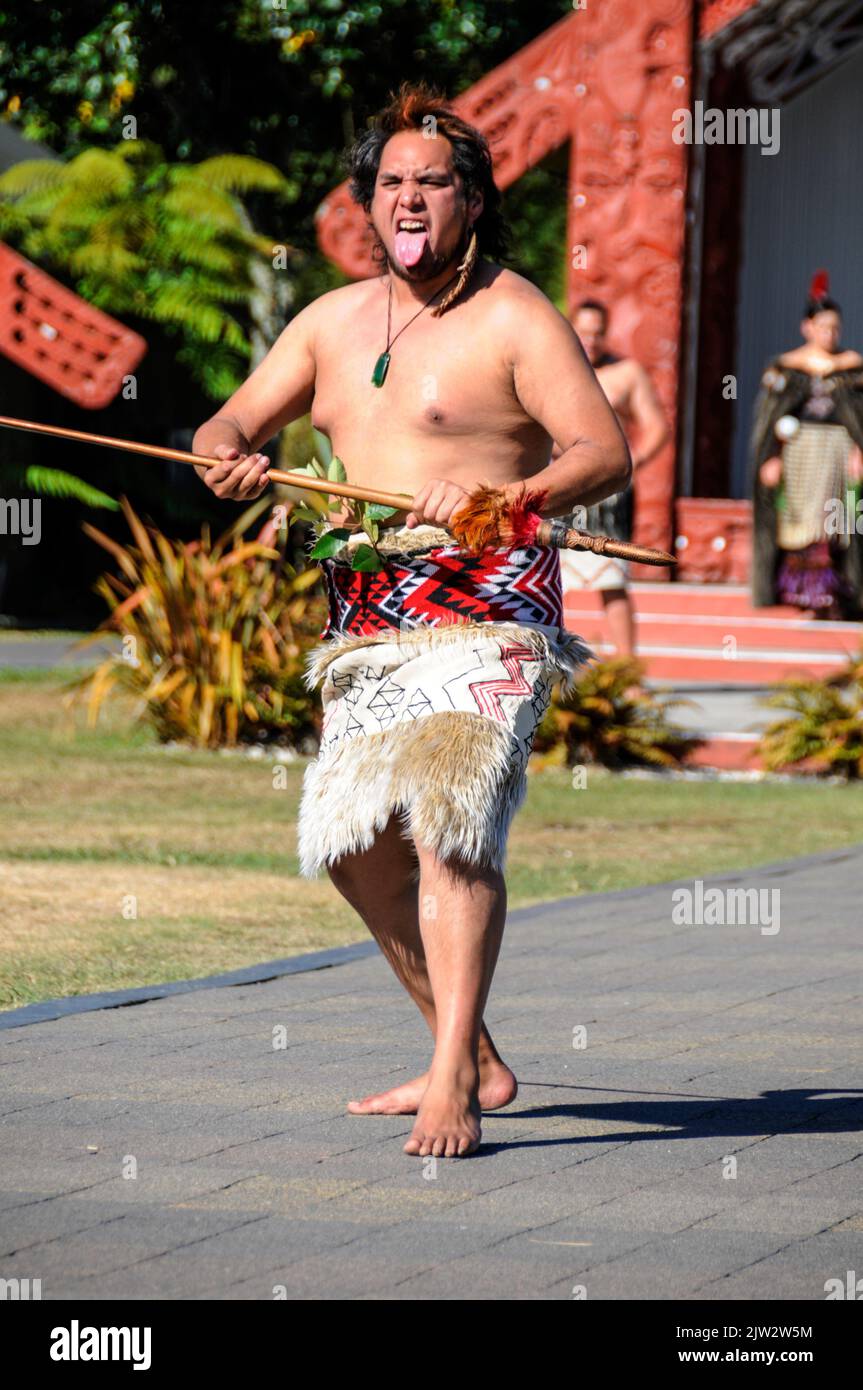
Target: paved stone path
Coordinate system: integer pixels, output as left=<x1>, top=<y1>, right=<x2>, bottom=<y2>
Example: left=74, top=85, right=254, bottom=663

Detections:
left=0, top=636, right=115, bottom=669
left=1, top=847, right=861, bottom=1300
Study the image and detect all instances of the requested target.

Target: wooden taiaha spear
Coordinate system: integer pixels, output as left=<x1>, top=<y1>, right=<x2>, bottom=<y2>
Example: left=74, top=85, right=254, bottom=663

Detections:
left=0, top=414, right=676, bottom=566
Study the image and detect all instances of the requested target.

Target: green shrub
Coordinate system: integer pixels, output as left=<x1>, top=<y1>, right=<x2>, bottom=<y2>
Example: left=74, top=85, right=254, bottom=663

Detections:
left=757, top=654, right=863, bottom=777
left=533, top=657, right=700, bottom=770
left=74, top=497, right=326, bottom=748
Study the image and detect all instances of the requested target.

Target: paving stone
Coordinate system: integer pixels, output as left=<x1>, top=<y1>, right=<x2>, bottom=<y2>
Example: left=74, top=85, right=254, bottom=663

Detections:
left=1, top=846, right=861, bottom=1299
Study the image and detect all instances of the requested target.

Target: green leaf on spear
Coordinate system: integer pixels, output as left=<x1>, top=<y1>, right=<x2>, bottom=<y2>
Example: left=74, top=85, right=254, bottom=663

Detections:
left=327, top=456, right=347, bottom=483
left=365, top=503, right=398, bottom=520
left=310, top=528, right=352, bottom=558
left=351, top=543, right=385, bottom=572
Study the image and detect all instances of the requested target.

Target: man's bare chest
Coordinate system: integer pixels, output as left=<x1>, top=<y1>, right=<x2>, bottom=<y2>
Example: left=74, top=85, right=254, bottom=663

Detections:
left=595, top=362, right=631, bottom=420
left=311, top=312, right=520, bottom=439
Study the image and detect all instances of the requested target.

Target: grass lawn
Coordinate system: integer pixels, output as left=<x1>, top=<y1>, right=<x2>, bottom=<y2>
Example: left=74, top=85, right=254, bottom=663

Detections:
left=2, top=668, right=862, bottom=1010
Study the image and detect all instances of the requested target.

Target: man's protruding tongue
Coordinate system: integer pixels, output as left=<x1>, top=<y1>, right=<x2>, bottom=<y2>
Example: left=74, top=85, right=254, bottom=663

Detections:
left=395, top=228, right=428, bottom=268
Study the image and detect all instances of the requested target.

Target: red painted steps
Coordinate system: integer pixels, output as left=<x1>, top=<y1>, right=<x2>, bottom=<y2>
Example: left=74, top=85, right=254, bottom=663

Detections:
left=566, top=582, right=847, bottom=620
left=561, top=582, right=862, bottom=769
left=566, top=637, right=852, bottom=683
left=686, top=735, right=761, bottom=772
left=570, top=611, right=859, bottom=654
left=563, top=583, right=861, bottom=686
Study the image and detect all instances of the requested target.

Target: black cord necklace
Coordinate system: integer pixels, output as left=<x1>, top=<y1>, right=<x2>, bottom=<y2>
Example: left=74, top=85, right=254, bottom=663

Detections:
left=371, top=270, right=461, bottom=388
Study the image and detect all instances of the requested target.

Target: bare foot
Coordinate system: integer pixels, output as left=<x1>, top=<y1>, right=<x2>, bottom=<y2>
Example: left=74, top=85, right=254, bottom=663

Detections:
left=347, top=1057, right=517, bottom=1116
left=403, top=1073, right=482, bottom=1157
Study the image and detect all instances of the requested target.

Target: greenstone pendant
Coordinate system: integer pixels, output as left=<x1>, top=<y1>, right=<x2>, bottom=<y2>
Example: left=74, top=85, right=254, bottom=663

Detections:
left=371, top=351, right=391, bottom=388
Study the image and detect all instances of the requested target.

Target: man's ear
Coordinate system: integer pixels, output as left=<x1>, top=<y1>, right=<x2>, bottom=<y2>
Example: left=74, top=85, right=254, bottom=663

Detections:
left=467, top=188, right=484, bottom=224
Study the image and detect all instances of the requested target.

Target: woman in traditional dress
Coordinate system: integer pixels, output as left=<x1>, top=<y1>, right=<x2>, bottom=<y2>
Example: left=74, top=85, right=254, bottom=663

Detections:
left=751, top=270, right=863, bottom=617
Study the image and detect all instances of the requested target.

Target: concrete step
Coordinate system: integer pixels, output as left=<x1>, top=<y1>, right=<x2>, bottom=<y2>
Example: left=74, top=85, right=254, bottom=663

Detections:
left=645, top=687, right=804, bottom=773
left=558, top=583, right=856, bottom=764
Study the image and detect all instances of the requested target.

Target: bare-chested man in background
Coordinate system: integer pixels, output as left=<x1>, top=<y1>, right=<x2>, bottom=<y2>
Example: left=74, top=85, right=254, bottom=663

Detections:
left=193, top=83, right=629, bottom=1158
left=558, top=301, right=669, bottom=656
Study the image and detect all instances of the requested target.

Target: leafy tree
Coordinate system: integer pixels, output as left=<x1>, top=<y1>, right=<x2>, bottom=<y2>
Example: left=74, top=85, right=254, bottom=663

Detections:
left=0, top=139, right=294, bottom=508
left=0, top=139, right=294, bottom=398
left=0, top=0, right=574, bottom=305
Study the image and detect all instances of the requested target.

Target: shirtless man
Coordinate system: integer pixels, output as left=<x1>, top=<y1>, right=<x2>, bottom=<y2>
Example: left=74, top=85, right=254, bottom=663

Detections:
left=193, top=83, right=629, bottom=1158
left=557, top=301, right=669, bottom=656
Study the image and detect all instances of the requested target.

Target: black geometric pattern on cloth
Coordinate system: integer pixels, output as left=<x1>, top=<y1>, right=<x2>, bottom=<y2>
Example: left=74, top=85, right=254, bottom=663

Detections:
left=367, top=678, right=406, bottom=727
left=313, top=613, right=571, bottom=782
left=530, top=670, right=554, bottom=724
left=441, top=646, right=487, bottom=710
left=330, top=669, right=361, bottom=708
left=406, top=689, right=433, bottom=719
left=320, top=542, right=563, bottom=637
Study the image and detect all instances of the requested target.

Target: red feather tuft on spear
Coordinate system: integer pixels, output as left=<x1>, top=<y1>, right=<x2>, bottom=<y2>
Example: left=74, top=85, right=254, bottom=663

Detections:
left=449, top=483, right=548, bottom=552
left=809, top=269, right=830, bottom=303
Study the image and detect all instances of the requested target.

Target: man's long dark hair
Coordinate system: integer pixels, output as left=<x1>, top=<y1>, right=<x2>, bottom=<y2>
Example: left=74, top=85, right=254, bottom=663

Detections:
left=345, top=80, right=511, bottom=263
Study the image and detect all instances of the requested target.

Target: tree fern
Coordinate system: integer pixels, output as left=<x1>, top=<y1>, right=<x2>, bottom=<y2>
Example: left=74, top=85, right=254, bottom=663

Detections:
left=68, top=241, right=146, bottom=277
left=177, top=341, right=248, bottom=402
left=163, top=179, right=251, bottom=229
left=0, top=159, right=65, bottom=196
left=192, top=154, right=292, bottom=196
left=0, top=462, right=118, bottom=510
left=0, top=139, right=296, bottom=402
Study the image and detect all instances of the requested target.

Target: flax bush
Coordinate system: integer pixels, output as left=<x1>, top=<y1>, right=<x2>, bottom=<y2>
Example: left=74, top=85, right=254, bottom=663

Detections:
left=757, top=652, right=863, bottom=777
left=532, top=657, right=699, bottom=770
left=75, top=497, right=326, bottom=748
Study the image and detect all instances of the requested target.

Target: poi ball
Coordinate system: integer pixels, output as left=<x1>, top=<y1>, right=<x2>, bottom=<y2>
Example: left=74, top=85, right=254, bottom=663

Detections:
left=774, top=415, right=800, bottom=442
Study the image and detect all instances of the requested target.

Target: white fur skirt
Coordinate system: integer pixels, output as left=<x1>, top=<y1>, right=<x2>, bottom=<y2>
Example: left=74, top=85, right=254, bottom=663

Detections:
left=297, top=620, right=591, bottom=877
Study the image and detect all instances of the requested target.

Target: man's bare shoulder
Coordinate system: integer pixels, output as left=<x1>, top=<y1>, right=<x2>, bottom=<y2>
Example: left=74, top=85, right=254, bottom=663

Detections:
left=299, top=277, right=381, bottom=330
left=477, top=266, right=575, bottom=358
left=480, top=265, right=562, bottom=317
left=604, top=357, right=649, bottom=385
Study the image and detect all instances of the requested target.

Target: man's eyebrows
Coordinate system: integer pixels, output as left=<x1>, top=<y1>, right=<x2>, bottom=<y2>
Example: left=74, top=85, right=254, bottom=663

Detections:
left=378, top=167, right=451, bottom=178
